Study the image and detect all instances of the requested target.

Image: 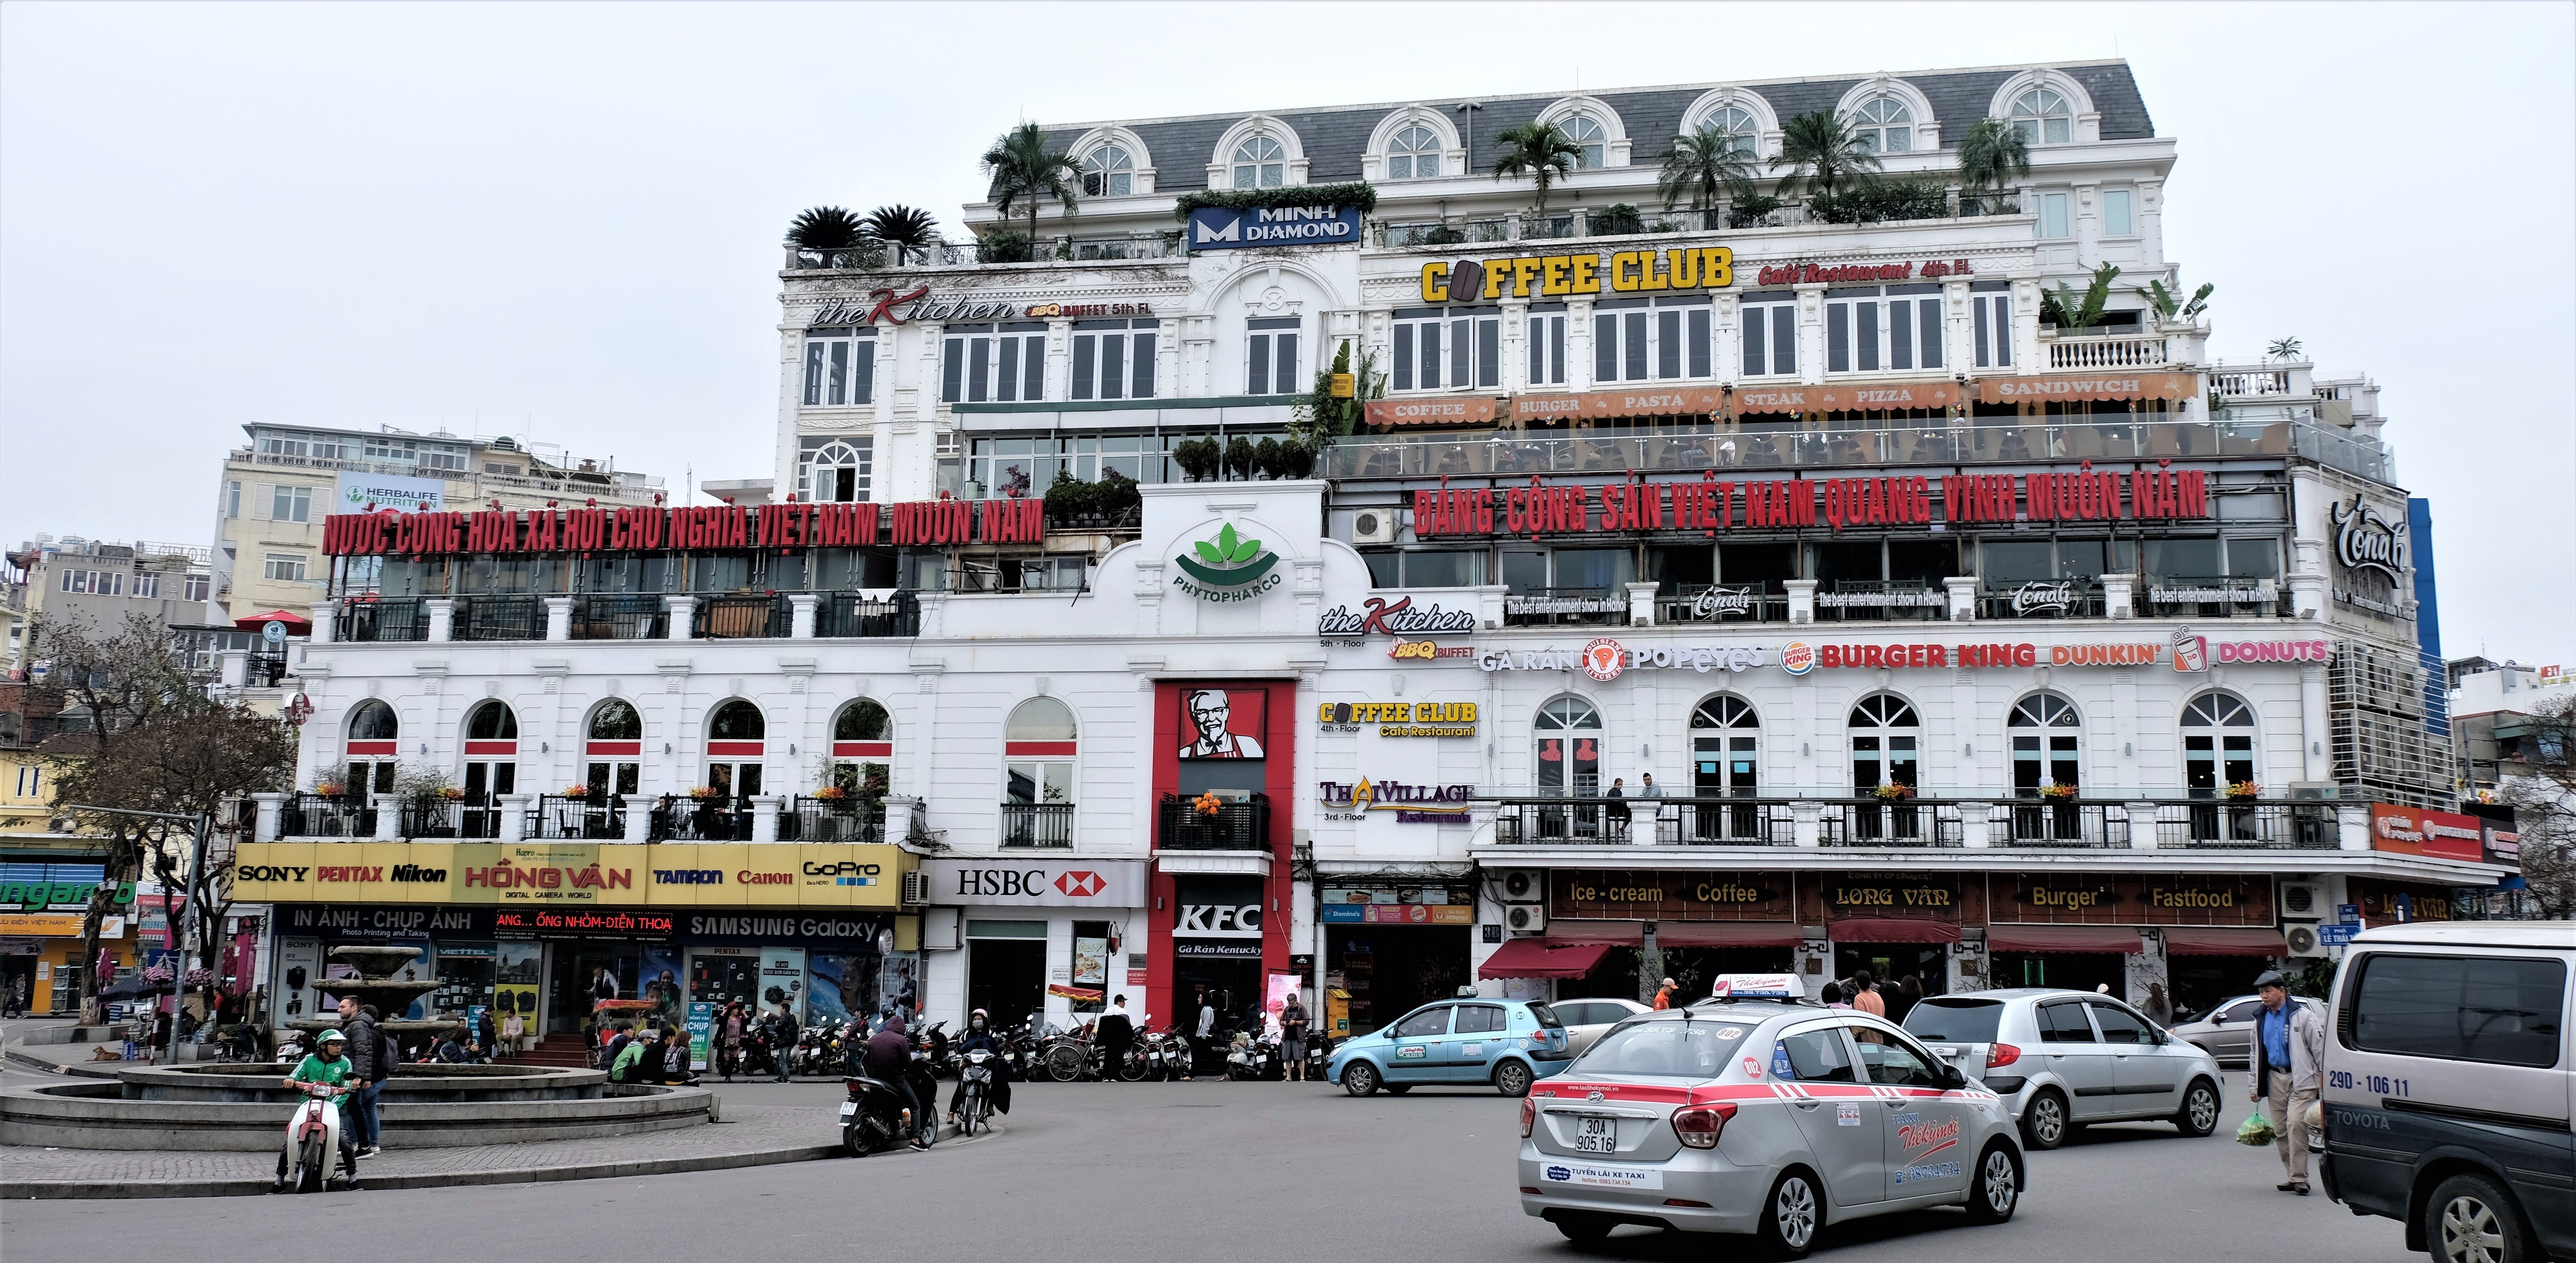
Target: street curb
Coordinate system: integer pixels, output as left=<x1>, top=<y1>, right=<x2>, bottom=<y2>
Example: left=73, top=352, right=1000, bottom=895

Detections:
left=1, top=1050, right=118, bottom=1077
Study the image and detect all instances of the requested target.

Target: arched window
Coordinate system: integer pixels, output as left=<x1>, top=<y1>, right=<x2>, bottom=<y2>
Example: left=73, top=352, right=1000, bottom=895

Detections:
left=705, top=700, right=766, bottom=801
left=1690, top=695, right=1762, bottom=840
left=1081, top=144, right=1133, bottom=197
left=800, top=440, right=870, bottom=504
left=584, top=699, right=641, bottom=801
left=1004, top=697, right=1077, bottom=843
left=1387, top=124, right=1443, bottom=180
left=2010, top=88, right=2072, bottom=146
left=1563, top=113, right=1607, bottom=169
left=2008, top=693, right=2081, bottom=796
left=1704, top=104, right=1759, bottom=158
left=1848, top=694, right=1920, bottom=840
left=831, top=698, right=893, bottom=796
left=1850, top=95, right=1914, bottom=153
left=1230, top=134, right=1285, bottom=189
left=460, top=701, right=518, bottom=838
left=1534, top=697, right=1602, bottom=794
left=2181, top=692, right=2257, bottom=796
left=342, top=700, right=400, bottom=797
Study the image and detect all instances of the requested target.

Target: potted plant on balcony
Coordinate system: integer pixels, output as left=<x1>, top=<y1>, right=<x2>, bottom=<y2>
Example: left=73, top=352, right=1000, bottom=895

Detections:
left=1223, top=435, right=1257, bottom=479
left=1871, top=782, right=1915, bottom=802
left=1172, top=438, right=1221, bottom=483
left=2223, top=780, right=2262, bottom=800
left=687, top=785, right=719, bottom=800
left=2037, top=780, right=2078, bottom=800
left=561, top=784, right=589, bottom=800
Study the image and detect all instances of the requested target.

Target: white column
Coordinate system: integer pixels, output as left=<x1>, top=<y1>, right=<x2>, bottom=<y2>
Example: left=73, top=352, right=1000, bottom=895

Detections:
left=2071, top=181, right=2102, bottom=270
left=307, top=602, right=338, bottom=645
left=1567, top=298, right=1595, bottom=391
left=2126, top=800, right=2159, bottom=849
left=252, top=792, right=285, bottom=843
left=2300, top=663, right=2333, bottom=782
left=1795, top=284, right=1827, bottom=384
left=1784, top=579, right=1817, bottom=625
left=1942, top=280, right=1975, bottom=377
left=2337, top=803, right=2372, bottom=851
left=1944, top=575, right=1979, bottom=622
left=218, top=650, right=248, bottom=688
left=2101, top=573, right=2136, bottom=619
left=665, top=596, right=695, bottom=641
left=1789, top=799, right=1823, bottom=848
left=622, top=800, right=652, bottom=844
left=425, top=598, right=456, bottom=643
left=1713, top=293, right=1741, bottom=383
left=498, top=793, right=532, bottom=842
left=789, top=593, right=819, bottom=640
left=2010, top=278, right=2043, bottom=375
left=1045, top=318, right=1073, bottom=401
left=751, top=795, right=784, bottom=843
left=1625, top=581, right=1659, bottom=627
left=1957, top=803, right=1991, bottom=849
left=544, top=597, right=573, bottom=642
left=373, top=793, right=404, bottom=841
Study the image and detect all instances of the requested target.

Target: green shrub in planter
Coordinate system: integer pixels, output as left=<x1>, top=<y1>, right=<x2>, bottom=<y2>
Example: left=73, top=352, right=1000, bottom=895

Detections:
left=1254, top=437, right=1285, bottom=479
left=1172, top=438, right=1221, bottom=482
left=1591, top=203, right=1645, bottom=236
left=1223, top=436, right=1256, bottom=481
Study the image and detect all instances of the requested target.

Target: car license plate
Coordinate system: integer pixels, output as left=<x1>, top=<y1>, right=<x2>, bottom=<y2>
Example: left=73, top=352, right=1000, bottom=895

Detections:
left=1574, top=1116, right=1617, bottom=1153
left=838, top=1102, right=857, bottom=1118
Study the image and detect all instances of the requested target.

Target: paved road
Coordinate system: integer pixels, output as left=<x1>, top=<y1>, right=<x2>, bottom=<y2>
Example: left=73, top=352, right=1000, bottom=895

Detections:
left=1, top=1069, right=2416, bottom=1262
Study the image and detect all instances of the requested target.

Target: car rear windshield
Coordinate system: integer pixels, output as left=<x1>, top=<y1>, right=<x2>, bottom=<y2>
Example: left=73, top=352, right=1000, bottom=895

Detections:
left=1525, top=1002, right=1563, bottom=1030
left=1903, top=998, right=2005, bottom=1043
left=1570, top=1020, right=1753, bottom=1079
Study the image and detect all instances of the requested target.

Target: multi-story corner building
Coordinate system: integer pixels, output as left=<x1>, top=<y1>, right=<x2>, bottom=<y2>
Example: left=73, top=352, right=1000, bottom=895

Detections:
left=229, top=61, right=2508, bottom=1051
left=2450, top=661, right=2574, bottom=797
left=213, top=425, right=668, bottom=624
left=10, top=536, right=221, bottom=682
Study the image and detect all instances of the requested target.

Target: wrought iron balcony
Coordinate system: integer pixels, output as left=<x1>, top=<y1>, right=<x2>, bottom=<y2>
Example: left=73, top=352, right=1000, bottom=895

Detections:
left=1001, top=802, right=1075, bottom=849
left=1155, top=794, right=1272, bottom=852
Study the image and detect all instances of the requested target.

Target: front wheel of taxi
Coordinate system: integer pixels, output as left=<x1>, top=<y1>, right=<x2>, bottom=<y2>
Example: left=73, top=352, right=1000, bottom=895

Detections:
left=1493, top=1060, right=1534, bottom=1098
left=1341, top=1061, right=1380, bottom=1097
left=1963, top=1143, right=2021, bottom=1224
left=1757, top=1169, right=1822, bottom=1260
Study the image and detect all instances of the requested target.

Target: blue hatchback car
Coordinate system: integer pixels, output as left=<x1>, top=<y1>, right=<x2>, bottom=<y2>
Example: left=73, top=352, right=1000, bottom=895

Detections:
left=1329, top=998, right=1574, bottom=1097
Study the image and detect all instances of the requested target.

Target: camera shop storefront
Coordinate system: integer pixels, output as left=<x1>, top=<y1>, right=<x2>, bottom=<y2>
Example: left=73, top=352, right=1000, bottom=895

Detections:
left=1488, top=869, right=1804, bottom=1001
left=1321, top=880, right=1477, bottom=1036
left=917, top=857, right=1147, bottom=1030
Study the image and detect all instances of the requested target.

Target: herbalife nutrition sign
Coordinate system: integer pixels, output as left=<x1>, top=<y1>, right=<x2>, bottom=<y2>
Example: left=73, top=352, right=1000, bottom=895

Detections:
left=1173, top=523, right=1281, bottom=602
left=1185, top=204, right=1364, bottom=252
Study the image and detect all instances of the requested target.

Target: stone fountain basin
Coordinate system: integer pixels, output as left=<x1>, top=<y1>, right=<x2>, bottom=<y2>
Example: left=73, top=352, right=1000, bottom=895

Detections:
left=0, top=1064, right=716, bottom=1150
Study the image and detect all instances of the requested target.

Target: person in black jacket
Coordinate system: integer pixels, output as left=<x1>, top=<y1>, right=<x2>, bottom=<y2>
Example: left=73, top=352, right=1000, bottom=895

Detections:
left=862, top=1016, right=927, bottom=1150
left=334, top=997, right=390, bottom=1157
left=475, top=1007, right=499, bottom=1064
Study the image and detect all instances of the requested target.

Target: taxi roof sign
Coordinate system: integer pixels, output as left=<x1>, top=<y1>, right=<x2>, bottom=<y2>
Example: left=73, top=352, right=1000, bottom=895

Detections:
left=1708, top=973, right=1804, bottom=1000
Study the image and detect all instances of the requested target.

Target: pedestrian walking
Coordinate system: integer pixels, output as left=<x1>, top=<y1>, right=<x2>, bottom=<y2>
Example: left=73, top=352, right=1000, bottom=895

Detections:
left=1652, top=976, right=1677, bottom=1010
left=2250, top=969, right=2325, bottom=1195
left=1097, top=994, right=1136, bottom=1081
left=769, top=1002, right=798, bottom=1082
left=1849, top=969, right=1886, bottom=1019
left=1193, top=986, right=1217, bottom=1074
left=475, top=1007, right=498, bottom=1064
left=335, top=998, right=389, bottom=1157
left=1279, top=992, right=1311, bottom=1081
left=3, top=975, right=25, bottom=1018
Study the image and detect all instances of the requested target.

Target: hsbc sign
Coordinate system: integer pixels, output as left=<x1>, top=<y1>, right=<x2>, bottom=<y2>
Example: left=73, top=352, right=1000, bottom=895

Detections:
left=918, top=858, right=1145, bottom=907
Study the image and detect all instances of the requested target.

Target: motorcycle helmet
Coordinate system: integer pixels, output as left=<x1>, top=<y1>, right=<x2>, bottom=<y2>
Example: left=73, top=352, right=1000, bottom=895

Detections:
left=318, top=1029, right=346, bottom=1046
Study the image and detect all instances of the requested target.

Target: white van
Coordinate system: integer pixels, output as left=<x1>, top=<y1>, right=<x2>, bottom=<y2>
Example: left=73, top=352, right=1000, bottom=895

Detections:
left=2319, top=922, right=2575, bottom=1263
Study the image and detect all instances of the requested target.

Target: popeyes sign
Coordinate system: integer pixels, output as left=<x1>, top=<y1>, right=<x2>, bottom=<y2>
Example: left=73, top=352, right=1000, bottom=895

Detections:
left=2369, top=805, right=2488, bottom=864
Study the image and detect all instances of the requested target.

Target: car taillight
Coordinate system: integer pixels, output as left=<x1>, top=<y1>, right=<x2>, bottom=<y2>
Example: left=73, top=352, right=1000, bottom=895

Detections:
left=1986, top=1044, right=2022, bottom=1071
left=1672, top=1102, right=1736, bottom=1149
left=1519, top=1096, right=1537, bottom=1138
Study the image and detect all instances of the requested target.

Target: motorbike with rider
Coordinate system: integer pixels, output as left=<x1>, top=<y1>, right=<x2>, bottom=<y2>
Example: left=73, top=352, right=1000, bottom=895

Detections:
left=946, top=1009, right=1012, bottom=1134
left=270, top=1028, right=360, bottom=1193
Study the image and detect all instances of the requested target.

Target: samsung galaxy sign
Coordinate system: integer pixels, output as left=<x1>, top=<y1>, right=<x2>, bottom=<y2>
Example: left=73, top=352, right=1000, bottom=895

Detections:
left=1186, top=204, right=1363, bottom=251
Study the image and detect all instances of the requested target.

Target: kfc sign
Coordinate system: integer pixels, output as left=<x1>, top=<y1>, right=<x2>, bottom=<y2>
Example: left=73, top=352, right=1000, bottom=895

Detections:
left=918, top=858, right=1144, bottom=907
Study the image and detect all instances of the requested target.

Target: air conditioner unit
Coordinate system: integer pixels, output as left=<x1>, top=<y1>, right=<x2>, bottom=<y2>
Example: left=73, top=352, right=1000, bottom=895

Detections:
left=2280, top=883, right=2323, bottom=919
left=2283, top=923, right=2327, bottom=959
left=1497, top=870, right=1544, bottom=904
left=899, top=871, right=930, bottom=907
left=1504, top=904, right=1546, bottom=934
left=1352, top=508, right=1398, bottom=545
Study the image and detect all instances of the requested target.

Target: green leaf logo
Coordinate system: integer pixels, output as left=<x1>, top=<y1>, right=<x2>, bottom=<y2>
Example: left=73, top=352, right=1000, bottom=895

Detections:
left=1194, top=539, right=1226, bottom=564
left=1230, top=535, right=1262, bottom=562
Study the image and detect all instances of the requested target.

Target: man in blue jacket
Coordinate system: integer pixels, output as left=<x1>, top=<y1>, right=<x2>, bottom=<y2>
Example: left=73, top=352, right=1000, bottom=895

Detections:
left=2249, top=970, right=2325, bottom=1195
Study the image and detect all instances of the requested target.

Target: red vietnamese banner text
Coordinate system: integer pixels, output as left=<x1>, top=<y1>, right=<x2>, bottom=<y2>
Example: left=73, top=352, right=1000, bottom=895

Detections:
left=1413, top=466, right=2206, bottom=539
left=321, top=498, right=1046, bottom=557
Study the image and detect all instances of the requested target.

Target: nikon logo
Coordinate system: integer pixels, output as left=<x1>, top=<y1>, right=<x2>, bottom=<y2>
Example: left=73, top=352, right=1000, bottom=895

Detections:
left=389, top=864, right=447, bottom=883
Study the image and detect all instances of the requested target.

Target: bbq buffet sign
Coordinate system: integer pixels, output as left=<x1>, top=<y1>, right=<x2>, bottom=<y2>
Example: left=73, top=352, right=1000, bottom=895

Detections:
left=1410, top=466, right=2209, bottom=540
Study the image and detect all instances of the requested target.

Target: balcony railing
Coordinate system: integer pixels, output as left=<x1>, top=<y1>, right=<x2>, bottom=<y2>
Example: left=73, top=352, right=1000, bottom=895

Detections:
left=1824, top=801, right=1967, bottom=847
left=780, top=796, right=881, bottom=844
left=1323, top=418, right=2394, bottom=486
left=1657, top=583, right=1790, bottom=625
left=1503, top=587, right=1627, bottom=628
left=693, top=594, right=790, bottom=639
left=1155, top=794, right=1272, bottom=852
left=2212, top=368, right=2294, bottom=397
left=2139, top=576, right=2289, bottom=620
left=817, top=590, right=920, bottom=638
left=1495, top=798, right=1793, bottom=845
left=454, top=597, right=542, bottom=642
left=571, top=594, right=667, bottom=640
left=1000, top=803, right=1075, bottom=849
left=2151, top=800, right=2336, bottom=849
left=524, top=794, right=628, bottom=840
left=652, top=795, right=754, bottom=842
left=2046, top=333, right=2171, bottom=370
left=280, top=793, right=369, bottom=838
left=2001, top=800, right=2125, bottom=848
left=1976, top=581, right=2118, bottom=621
left=1485, top=796, right=2335, bottom=850
left=399, top=796, right=458, bottom=839
left=1816, top=581, right=1945, bottom=623
left=338, top=598, right=425, bottom=643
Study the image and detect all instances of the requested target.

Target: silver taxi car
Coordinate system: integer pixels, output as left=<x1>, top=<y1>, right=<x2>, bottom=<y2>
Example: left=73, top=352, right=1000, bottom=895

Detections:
left=1517, top=983, right=2024, bottom=1257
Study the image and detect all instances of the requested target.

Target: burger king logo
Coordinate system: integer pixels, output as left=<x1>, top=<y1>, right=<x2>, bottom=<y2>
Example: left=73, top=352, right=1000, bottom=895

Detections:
left=1780, top=642, right=1816, bottom=676
left=1580, top=638, right=1625, bottom=682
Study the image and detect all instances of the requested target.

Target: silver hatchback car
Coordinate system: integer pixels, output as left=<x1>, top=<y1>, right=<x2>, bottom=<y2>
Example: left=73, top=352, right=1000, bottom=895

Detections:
left=1518, top=1000, right=2024, bottom=1257
left=1901, top=988, right=2226, bottom=1150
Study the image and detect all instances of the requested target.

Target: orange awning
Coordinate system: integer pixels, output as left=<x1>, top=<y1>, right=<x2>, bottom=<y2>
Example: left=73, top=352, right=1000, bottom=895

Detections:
left=1733, top=380, right=1961, bottom=414
left=2161, top=927, right=2290, bottom=957
left=1978, top=371, right=2200, bottom=405
left=1367, top=397, right=1500, bottom=427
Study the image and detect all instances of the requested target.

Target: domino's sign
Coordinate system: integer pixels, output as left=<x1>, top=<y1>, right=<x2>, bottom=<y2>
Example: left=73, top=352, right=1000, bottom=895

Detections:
left=1187, top=204, right=1363, bottom=251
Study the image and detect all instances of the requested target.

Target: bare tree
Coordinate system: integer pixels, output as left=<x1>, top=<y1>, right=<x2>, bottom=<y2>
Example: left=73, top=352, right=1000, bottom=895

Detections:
left=2494, top=694, right=2576, bottom=919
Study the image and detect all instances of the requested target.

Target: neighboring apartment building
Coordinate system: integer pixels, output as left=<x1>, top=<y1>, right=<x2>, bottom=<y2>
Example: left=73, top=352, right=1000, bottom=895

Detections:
left=2450, top=660, right=2574, bottom=796
left=225, top=61, right=2504, bottom=1045
left=11, top=536, right=219, bottom=665
left=214, top=425, right=668, bottom=621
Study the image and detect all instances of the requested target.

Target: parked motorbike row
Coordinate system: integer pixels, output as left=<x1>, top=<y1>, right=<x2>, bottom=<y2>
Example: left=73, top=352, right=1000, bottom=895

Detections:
left=1023, top=1020, right=1330, bottom=1083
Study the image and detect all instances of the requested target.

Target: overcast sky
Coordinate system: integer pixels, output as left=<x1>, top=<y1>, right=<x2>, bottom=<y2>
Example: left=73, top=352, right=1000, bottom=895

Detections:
left=3, top=2, right=2569, bottom=656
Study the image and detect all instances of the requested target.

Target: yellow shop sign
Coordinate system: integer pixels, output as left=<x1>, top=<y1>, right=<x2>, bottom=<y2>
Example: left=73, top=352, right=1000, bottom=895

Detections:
left=231, top=841, right=909, bottom=909
left=1419, top=247, right=1734, bottom=303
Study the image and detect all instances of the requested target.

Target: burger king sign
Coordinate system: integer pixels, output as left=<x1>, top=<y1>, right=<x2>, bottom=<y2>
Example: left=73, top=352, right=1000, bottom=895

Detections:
left=1780, top=642, right=1817, bottom=676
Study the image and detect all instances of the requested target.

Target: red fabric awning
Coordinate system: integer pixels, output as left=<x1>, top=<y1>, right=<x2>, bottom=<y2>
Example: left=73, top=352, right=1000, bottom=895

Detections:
left=1987, top=924, right=2143, bottom=954
left=1828, top=917, right=1963, bottom=944
left=1657, top=922, right=1807, bottom=947
left=233, top=609, right=312, bottom=630
left=1479, top=938, right=1613, bottom=980
left=2162, top=927, right=2291, bottom=957
left=1545, top=922, right=1645, bottom=946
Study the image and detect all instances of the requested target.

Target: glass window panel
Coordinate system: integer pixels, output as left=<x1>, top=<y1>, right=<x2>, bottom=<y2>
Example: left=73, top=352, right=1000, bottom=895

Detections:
left=1406, top=550, right=1473, bottom=588
left=1741, top=307, right=1767, bottom=376
left=1392, top=325, right=1415, bottom=391
left=1919, top=301, right=1943, bottom=370
left=1363, top=551, right=1400, bottom=587
left=1827, top=304, right=1850, bottom=372
left=1623, top=311, right=1647, bottom=380
left=1247, top=333, right=1270, bottom=395
left=1890, top=300, right=1914, bottom=370
left=2055, top=539, right=2108, bottom=580
left=1450, top=318, right=1472, bottom=386
left=2145, top=538, right=2223, bottom=578
left=1478, top=317, right=1500, bottom=388
left=1687, top=309, right=1710, bottom=377
left=1982, top=541, right=2056, bottom=582
left=1857, top=303, right=1880, bottom=371
left=1595, top=313, right=1618, bottom=381
left=2103, top=189, right=2134, bottom=237
left=1130, top=332, right=1155, bottom=399
left=1501, top=551, right=1548, bottom=594
left=1102, top=333, right=1126, bottom=399
left=2225, top=539, right=2280, bottom=581
left=1656, top=310, right=1681, bottom=378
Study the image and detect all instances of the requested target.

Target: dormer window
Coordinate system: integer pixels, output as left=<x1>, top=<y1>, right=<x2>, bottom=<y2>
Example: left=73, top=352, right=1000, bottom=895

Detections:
left=1564, top=113, right=1607, bottom=168
left=1706, top=104, right=1759, bottom=158
left=2011, top=88, right=2072, bottom=145
left=1081, top=144, right=1133, bottom=197
left=1387, top=125, right=1443, bottom=180
left=1851, top=96, right=1914, bottom=153
left=1231, top=134, right=1285, bottom=188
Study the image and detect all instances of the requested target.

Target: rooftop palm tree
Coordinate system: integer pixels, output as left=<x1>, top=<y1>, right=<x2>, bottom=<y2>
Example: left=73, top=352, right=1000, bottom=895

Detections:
left=1489, top=122, right=1582, bottom=218
left=2266, top=336, right=2304, bottom=361
left=785, top=207, right=866, bottom=267
left=861, top=204, right=941, bottom=266
left=1656, top=125, right=1759, bottom=222
left=981, top=122, right=1081, bottom=245
left=1769, top=110, right=1882, bottom=201
left=1954, top=118, right=2031, bottom=214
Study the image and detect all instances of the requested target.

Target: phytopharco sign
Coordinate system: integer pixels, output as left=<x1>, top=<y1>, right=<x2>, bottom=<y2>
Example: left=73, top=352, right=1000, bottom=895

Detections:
left=1187, top=204, right=1363, bottom=251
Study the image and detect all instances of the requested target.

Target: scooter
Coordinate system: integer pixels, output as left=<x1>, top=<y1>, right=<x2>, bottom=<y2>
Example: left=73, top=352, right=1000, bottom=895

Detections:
left=954, top=1048, right=997, bottom=1137
left=840, top=1073, right=909, bottom=1157
left=276, top=1080, right=356, bottom=1193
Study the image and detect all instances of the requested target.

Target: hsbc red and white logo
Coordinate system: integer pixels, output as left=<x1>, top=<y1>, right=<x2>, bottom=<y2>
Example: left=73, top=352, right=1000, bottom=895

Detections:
left=1054, top=870, right=1107, bottom=898
left=919, top=858, right=1143, bottom=907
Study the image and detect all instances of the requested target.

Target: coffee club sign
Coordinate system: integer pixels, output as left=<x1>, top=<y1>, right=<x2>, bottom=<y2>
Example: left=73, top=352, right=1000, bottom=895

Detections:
left=322, top=498, right=1047, bottom=558
left=1411, top=465, right=2208, bottom=541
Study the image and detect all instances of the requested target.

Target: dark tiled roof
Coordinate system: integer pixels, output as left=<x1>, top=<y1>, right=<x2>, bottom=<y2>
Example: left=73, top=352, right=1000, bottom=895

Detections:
left=1024, top=61, right=2150, bottom=195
